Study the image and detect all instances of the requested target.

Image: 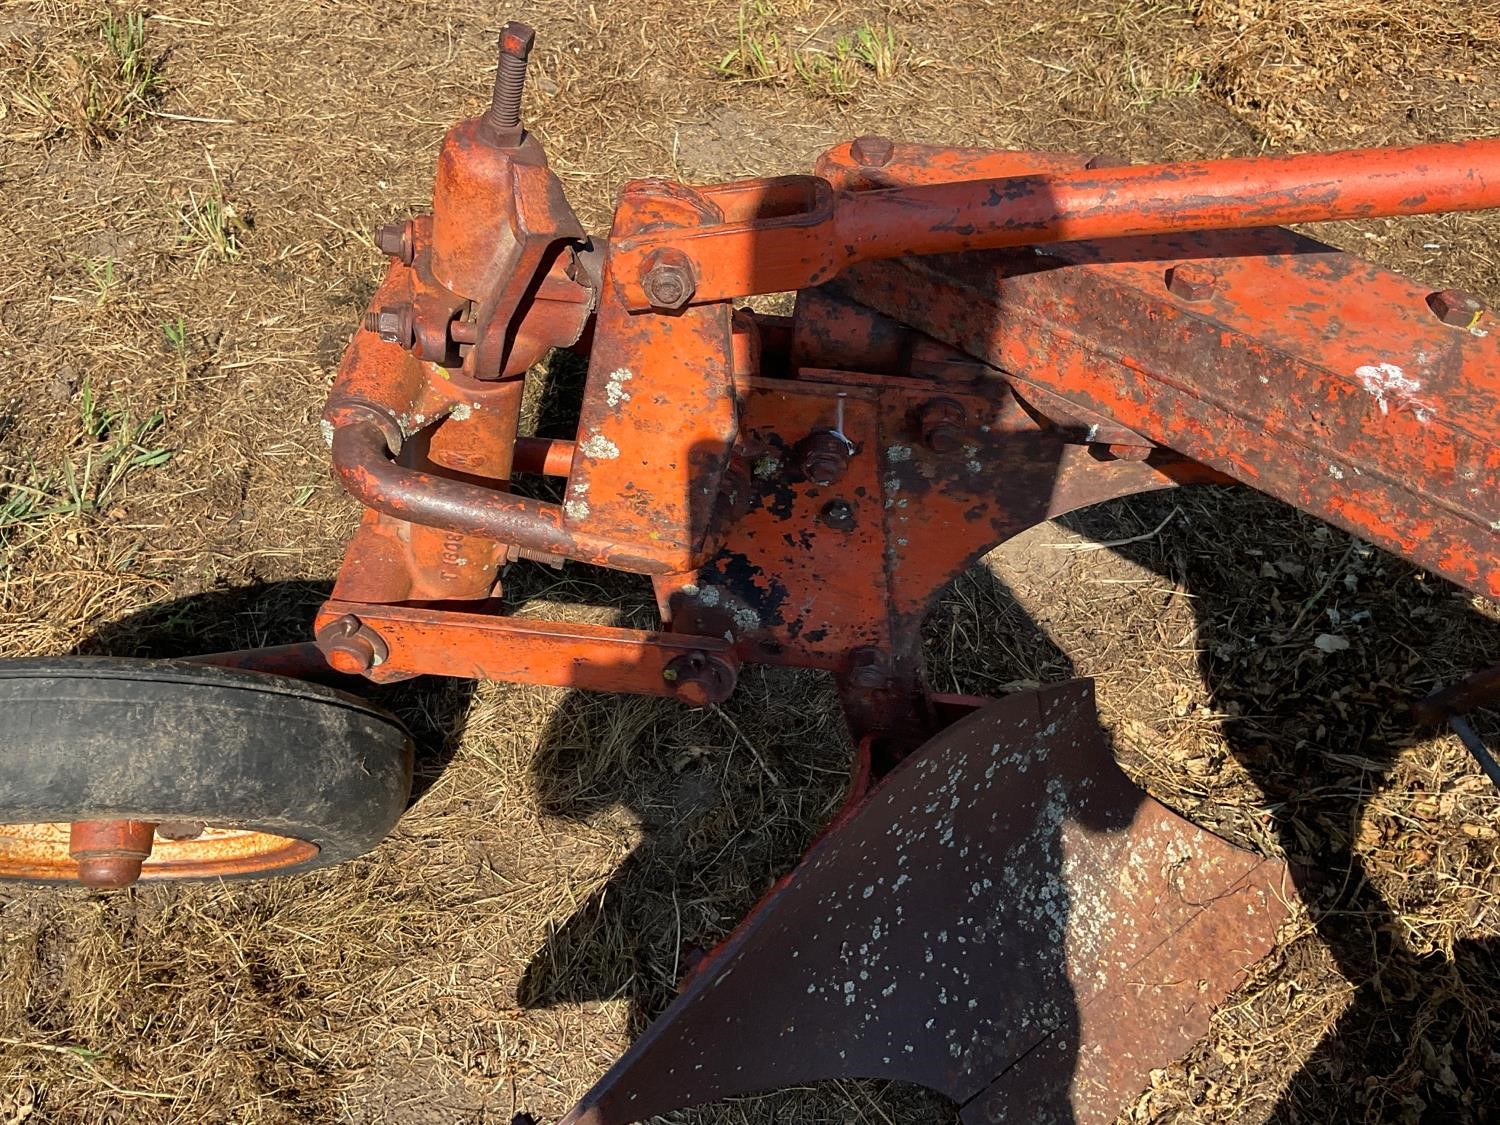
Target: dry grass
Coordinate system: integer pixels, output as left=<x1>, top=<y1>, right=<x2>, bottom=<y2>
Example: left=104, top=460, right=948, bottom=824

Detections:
left=0, top=0, right=1497, bottom=1122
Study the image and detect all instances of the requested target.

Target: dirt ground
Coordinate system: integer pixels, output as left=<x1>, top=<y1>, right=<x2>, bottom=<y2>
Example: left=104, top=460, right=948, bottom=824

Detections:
left=1, top=1, right=1499, bottom=1122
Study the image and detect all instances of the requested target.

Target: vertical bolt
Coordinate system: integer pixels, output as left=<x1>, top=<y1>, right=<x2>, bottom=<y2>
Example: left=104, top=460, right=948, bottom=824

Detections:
left=851, top=135, right=894, bottom=167
left=481, top=21, right=536, bottom=147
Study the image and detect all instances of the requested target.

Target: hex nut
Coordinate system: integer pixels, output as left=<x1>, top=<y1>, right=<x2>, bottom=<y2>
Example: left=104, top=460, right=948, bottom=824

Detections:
left=364, top=304, right=416, bottom=348
left=374, top=220, right=415, bottom=265
left=641, top=248, right=697, bottom=311
left=801, top=431, right=851, bottom=486
left=1427, top=288, right=1484, bottom=328
left=1165, top=263, right=1217, bottom=302
left=851, top=135, right=895, bottom=167
left=918, top=398, right=966, bottom=453
left=847, top=646, right=890, bottom=689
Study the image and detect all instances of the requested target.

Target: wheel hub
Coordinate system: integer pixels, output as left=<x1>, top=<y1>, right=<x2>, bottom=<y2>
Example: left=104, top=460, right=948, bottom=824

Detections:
left=0, top=819, right=320, bottom=887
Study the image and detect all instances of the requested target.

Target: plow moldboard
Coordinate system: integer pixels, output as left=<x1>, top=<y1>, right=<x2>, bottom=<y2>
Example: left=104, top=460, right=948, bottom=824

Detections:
left=561, top=680, right=1290, bottom=1124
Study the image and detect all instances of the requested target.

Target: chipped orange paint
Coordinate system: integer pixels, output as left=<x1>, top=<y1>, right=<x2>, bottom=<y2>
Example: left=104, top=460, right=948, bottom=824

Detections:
left=318, top=120, right=1500, bottom=728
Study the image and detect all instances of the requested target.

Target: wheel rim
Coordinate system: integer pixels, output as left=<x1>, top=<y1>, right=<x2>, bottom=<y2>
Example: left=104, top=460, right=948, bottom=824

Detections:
left=0, top=820, right=319, bottom=887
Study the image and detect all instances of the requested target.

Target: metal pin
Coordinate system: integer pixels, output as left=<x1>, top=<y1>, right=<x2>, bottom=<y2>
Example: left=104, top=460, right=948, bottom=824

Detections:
left=830, top=394, right=854, bottom=453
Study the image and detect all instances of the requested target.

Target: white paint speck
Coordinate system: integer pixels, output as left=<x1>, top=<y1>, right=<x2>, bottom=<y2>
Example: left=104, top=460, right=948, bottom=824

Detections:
left=1353, top=362, right=1435, bottom=421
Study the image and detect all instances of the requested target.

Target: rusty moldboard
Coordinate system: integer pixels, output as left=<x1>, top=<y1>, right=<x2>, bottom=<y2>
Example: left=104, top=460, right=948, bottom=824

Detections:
left=558, top=680, right=1289, bottom=1125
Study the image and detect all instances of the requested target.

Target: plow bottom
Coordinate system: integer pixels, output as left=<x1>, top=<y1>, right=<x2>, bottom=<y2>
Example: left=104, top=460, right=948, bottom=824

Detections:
left=561, top=681, right=1289, bottom=1124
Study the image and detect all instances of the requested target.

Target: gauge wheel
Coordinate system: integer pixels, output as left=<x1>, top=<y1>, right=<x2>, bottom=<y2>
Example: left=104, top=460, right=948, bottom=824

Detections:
left=0, top=657, right=413, bottom=888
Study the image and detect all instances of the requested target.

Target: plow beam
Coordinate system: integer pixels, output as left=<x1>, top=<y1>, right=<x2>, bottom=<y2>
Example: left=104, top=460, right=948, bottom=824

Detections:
left=609, top=139, right=1500, bottom=308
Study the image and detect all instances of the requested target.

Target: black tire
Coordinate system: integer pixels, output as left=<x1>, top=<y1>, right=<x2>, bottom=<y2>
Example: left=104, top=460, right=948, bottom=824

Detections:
left=0, top=657, right=413, bottom=882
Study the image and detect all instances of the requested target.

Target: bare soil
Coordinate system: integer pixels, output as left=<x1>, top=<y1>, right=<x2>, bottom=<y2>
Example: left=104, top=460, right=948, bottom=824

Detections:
left=1, top=1, right=1498, bottom=1123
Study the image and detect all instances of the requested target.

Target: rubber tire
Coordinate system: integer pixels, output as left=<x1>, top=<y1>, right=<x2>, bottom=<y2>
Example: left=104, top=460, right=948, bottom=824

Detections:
left=0, top=657, right=413, bottom=880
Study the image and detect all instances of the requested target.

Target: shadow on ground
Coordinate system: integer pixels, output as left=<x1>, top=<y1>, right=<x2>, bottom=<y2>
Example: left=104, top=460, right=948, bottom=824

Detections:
left=516, top=486, right=1500, bottom=1122
left=67, top=485, right=1500, bottom=1123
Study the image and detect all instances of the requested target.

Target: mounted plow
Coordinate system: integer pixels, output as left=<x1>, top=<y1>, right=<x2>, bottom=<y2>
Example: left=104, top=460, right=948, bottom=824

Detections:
left=1, top=19, right=1496, bottom=1122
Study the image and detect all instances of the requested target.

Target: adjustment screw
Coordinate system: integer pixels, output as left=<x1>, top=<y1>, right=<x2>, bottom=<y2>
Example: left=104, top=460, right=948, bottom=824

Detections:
left=317, top=614, right=389, bottom=675
left=820, top=499, right=856, bottom=531
left=851, top=135, right=894, bottom=167
left=374, top=220, right=415, bottom=265
left=1165, top=263, right=1216, bottom=302
left=481, top=20, right=536, bottom=146
left=641, top=248, right=697, bottom=311
left=1427, top=288, right=1484, bottom=328
left=847, top=646, right=890, bottom=689
left=364, top=304, right=416, bottom=348
left=918, top=398, right=966, bottom=453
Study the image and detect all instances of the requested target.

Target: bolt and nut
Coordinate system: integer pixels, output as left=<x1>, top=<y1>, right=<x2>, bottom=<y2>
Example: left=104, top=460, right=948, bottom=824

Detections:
left=801, top=430, right=852, bottom=486
left=641, top=248, right=698, bottom=311
left=481, top=20, right=536, bottom=147
left=375, top=220, right=415, bottom=265
left=917, top=398, right=967, bottom=453
left=364, top=304, right=416, bottom=348
left=316, top=614, right=389, bottom=675
left=1165, top=263, right=1217, bottom=302
left=1427, top=288, right=1484, bottom=328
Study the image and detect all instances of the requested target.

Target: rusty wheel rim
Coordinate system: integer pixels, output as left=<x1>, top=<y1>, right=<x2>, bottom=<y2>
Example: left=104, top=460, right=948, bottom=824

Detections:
left=0, top=821, right=319, bottom=886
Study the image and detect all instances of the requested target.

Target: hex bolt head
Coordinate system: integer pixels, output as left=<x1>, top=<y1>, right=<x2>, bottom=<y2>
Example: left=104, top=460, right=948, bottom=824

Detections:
left=1427, top=288, right=1484, bottom=328
left=847, top=646, right=891, bottom=689
left=820, top=499, right=856, bottom=531
left=641, top=248, right=698, bottom=311
left=918, top=397, right=967, bottom=453
left=851, top=135, right=895, bottom=167
left=1165, top=263, right=1217, bottom=302
left=364, top=304, right=416, bottom=348
left=317, top=614, right=389, bottom=676
left=500, top=19, right=536, bottom=57
left=375, top=220, right=415, bottom=265
left=663, top=650, right=737, bottom=706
